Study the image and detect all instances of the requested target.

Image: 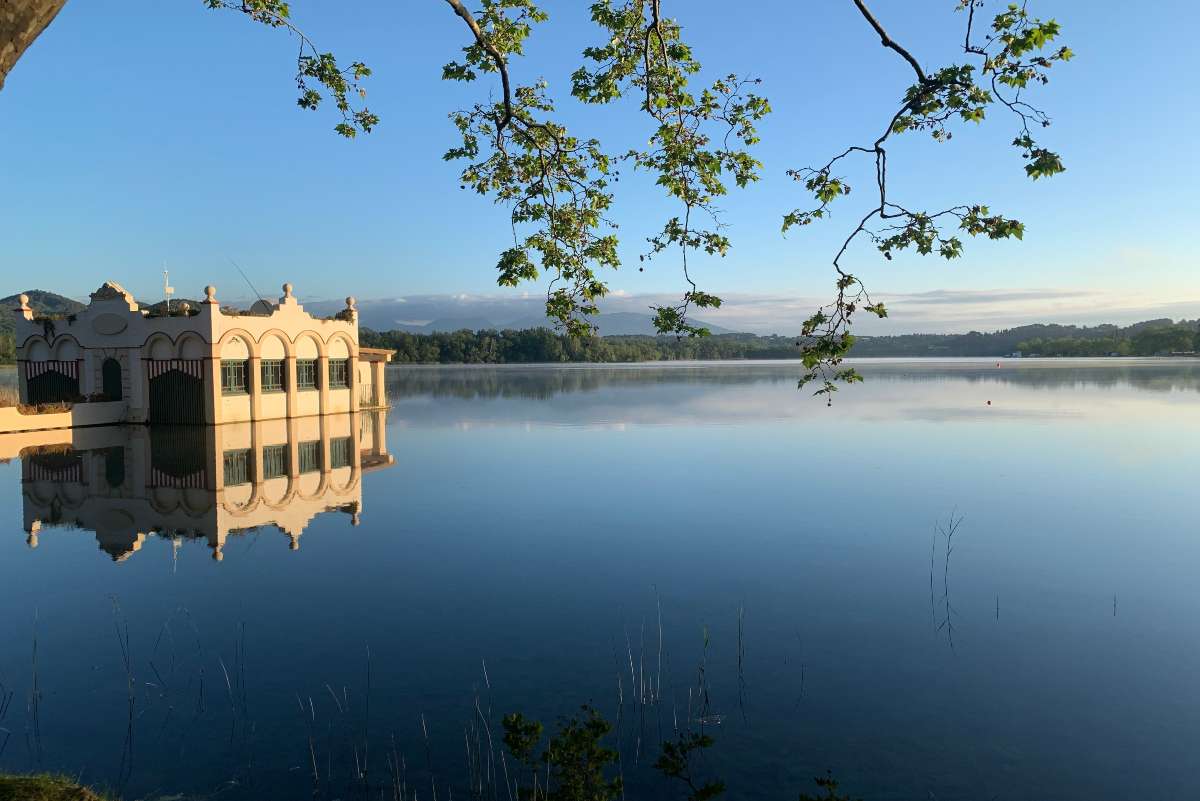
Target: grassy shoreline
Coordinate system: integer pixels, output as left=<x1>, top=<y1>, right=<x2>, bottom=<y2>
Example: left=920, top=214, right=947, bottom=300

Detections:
left=0, top=774, right=111, bottom=801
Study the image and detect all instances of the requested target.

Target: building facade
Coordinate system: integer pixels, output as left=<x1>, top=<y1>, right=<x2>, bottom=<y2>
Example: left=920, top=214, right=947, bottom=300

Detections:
left=13, top=281, right=392, bottom=425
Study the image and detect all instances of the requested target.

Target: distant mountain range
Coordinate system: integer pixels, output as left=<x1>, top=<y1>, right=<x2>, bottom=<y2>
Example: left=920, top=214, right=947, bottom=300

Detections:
left=2, top=289, right=1196, bottom=359
left=301, top=300, right=736, bottom=336
left=1, top=290, right=733, bottom=337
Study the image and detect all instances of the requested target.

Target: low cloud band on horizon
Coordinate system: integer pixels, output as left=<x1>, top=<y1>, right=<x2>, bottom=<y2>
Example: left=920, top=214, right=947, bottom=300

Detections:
left=316, top=287, right=1200, bottom=335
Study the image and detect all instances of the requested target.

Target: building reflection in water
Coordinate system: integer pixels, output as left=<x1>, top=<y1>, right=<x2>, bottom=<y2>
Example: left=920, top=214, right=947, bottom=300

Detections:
left=16, top=411, right=393, bottom=561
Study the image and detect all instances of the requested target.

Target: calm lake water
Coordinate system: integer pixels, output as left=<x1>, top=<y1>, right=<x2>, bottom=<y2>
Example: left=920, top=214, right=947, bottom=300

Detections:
left=1, top=359, right=1198, bottom=800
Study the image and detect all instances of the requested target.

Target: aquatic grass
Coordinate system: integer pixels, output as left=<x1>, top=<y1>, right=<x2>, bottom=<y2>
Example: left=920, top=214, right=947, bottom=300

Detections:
left=736, top=602, right=747, bottom=724
left=0, top=680, right=12, bottom=760
left=933, top=513, right=964, bottom=650
left=29, top=609, right=43, bottom=767
left=0, top=594, right=867, bottom=801
left=108, top=599, right=135, bottom=797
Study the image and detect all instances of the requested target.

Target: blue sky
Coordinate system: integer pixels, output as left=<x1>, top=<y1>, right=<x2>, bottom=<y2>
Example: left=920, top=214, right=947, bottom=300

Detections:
left=1, top=0, right=1197, bottom=333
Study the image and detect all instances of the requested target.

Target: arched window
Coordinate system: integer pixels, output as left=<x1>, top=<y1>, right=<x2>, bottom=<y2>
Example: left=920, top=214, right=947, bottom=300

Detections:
left=102, top=358, right=123, bottom=400
left=327, top=337, right=351, bottom=389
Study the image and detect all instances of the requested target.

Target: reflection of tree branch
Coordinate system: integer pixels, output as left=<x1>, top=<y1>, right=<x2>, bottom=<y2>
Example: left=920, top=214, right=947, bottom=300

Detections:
left=933, top=513, right=963, bottom=651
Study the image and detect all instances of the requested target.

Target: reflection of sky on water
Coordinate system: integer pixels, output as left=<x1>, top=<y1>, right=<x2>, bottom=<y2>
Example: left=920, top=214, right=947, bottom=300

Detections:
left=0, top=359, right=1198, bottom=801
left=388, top=358, right=1200, bottom=427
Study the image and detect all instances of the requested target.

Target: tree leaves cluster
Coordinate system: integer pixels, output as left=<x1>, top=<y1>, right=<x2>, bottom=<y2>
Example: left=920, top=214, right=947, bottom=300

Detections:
left=783, top=0, right=1071, bottom=399
left=655, top=731, right=726, bottom=801
left=499, top=705, right=864, bottom=801
left=195, top=0, right=1069, bottom=398
left=442, top=1, right=769, bottom=339
left=502, top=706, right=623, bottom=801
left=203, top=0, right=378, bottom=137
left=443, top=1, right=620, bottom=338
left=570, top=1, right=770, bottom=336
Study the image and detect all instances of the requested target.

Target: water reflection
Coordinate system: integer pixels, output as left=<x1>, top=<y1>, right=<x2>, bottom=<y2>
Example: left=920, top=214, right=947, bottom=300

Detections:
left=387, top=358, right=1200, bottom=429
left=1, top=363, right=1199, bottom=801
left=388, top=358, right=1200, bottom=400
left=15, top=411, right=393, bottom=562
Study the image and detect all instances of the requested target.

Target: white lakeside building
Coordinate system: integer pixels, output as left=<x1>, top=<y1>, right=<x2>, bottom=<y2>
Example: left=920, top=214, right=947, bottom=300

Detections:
left=13, top=280, right=393, bottom=425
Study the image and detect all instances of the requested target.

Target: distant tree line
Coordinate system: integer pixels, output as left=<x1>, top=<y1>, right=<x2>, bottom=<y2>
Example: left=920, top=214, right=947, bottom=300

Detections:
left=1017, top=323, right=1199, bottom=357
left=848, top=318, right=1200, bottom=358
left=361, top=318, right=1200, bottom=364
left=3, top=319, right=1196, bottom=368
left=360, top=328, right=800, bottom=364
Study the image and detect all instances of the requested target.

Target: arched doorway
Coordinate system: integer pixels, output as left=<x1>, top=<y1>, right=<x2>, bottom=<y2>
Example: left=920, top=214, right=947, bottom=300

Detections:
left=148, top=360, right=205, bottom=424
left=25, top=361, right=79, bottom=405
left=102, top=358, right=123, bottom=400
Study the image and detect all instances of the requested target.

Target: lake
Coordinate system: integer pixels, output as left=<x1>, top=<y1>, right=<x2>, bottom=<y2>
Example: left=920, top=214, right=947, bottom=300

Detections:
left=0, top=359, right=1198, bottom=800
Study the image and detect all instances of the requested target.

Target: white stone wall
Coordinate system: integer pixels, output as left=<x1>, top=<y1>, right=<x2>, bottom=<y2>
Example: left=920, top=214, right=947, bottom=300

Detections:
left=12, top=281, right=373, bottom=425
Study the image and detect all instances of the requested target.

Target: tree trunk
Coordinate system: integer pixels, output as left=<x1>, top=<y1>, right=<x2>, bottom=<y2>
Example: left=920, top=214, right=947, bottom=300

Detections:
left=0, top=0, right=67, bottom=92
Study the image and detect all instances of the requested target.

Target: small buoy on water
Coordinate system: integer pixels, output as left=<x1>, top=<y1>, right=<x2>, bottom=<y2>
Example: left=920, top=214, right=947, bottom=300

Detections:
left=986, top=400, right=992, bottom=406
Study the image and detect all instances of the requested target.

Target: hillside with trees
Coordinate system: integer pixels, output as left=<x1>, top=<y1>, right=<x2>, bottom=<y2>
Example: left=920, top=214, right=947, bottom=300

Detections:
left=1015, top=322, right=1199, bottom=357
left=2, top=286, right=1194, bottom=366
left=360, top=318, right=1200, bottom=364
left=852, top=319, right=1200, bottom=358
left=0, top=289, right=86, bottom=364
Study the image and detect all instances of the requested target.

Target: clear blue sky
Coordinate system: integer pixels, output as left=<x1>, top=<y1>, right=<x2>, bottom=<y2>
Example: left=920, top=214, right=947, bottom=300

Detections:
left=0, top=0, right=1196, bottom=331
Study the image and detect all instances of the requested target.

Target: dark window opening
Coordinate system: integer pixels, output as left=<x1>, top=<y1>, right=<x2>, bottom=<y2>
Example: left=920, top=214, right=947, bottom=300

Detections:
left=101, top=358, right=123, bottom=400
left=104, top=446, right=126, bottom=488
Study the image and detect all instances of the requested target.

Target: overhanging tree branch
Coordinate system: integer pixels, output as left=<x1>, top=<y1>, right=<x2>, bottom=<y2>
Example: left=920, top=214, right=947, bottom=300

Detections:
left=784, top=0, right=1070, bottom=401
left=0, top=0, right=68, bottom=92
left=851, top=0, right=926, bottom=81
left=203, top=1, right=378, bottom=137
left=443, top=0, right=514, bottom=135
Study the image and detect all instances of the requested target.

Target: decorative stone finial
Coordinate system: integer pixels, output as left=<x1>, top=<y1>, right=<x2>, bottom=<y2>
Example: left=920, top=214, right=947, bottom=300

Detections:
left=178, top=301, right=192, bottom=314
left=289, top=535, right=300, bottom=551
left=204, top=285, right=217, bottom=304
left=90, top=281, right=136, bottom=304
left=345, top=296, right=357, bottom=310
left=212, top=546, right=224, bottom=562
left=27, top=532, right=39, bottom=549
left=283, top=282, right=294, bottom=298
left=15, top=293, right=34, bottom=321
left=351, top=512, right=361, bottom=527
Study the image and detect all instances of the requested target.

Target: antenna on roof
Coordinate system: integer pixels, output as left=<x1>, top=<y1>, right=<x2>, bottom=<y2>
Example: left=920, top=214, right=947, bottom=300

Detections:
left=162, top=267, right=174, bottom=314
left=228, top=257, right=267, bottom=308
